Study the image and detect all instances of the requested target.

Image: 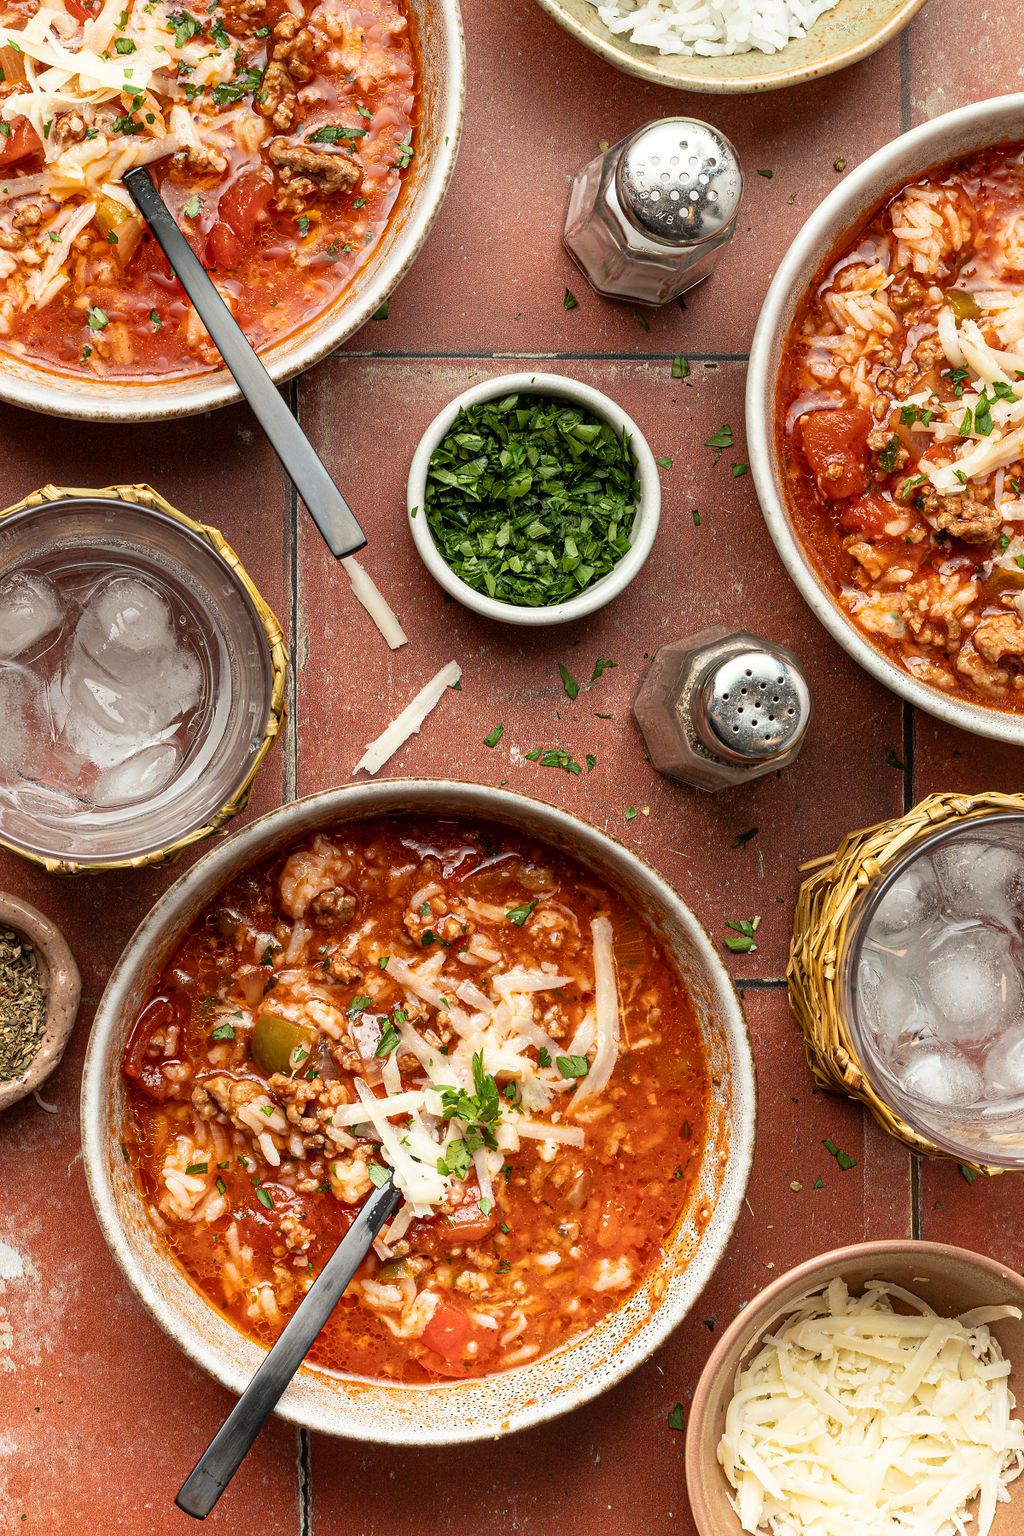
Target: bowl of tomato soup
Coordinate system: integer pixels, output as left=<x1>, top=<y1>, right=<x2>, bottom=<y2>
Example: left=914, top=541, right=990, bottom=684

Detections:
left=0, top=0, right=464, bottom=421
left=747, top=95, right=1024, bottom=744
left=81, top=779, right=755, bottom=1442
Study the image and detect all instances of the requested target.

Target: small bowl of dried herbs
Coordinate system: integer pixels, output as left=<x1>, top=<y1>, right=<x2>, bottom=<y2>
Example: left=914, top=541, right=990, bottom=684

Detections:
left=0, top=891, right=81, bottom=1113
left=407, top=372, right=661, bottom=624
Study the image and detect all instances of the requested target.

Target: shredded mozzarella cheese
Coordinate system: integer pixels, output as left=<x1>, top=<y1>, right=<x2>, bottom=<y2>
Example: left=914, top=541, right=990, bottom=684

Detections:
left=719, top=1278, right=1024, bottom=1536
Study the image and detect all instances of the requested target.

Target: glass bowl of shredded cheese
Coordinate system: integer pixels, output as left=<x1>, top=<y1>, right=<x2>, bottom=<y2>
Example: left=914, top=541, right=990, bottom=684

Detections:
left=685, top=1240, right=1024, bottom=1536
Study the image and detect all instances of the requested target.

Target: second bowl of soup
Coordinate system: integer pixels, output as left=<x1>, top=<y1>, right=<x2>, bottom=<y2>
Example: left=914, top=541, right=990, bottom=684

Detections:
left=748, top=94, right=1024, bottom=745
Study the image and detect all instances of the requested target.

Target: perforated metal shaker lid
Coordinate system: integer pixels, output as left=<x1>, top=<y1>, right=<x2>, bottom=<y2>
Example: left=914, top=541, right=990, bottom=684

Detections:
left=615, top=118, right=743, bottom=247
left=693, top=649, right=811, bottom=764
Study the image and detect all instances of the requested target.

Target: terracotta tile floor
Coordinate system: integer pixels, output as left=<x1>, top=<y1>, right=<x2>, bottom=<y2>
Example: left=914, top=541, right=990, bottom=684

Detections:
left=1, top=0, right=1022, bottom=1529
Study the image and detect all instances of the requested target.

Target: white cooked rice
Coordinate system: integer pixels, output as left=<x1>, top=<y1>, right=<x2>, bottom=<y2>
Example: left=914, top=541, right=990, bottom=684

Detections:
left=587, top=0, right=842, bottom=57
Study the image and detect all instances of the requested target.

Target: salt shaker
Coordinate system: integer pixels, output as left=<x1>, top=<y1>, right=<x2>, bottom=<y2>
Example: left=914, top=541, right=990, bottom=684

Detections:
left=633, top=627, right=813, bottom=792
left=563, top=118, right=743, bottom=307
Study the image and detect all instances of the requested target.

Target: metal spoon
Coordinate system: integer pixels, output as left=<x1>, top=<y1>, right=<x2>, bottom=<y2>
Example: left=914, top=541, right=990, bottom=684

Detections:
left=175, top=1174, right=400, bottom=1520
left=123, top=166, right=366, bottom=560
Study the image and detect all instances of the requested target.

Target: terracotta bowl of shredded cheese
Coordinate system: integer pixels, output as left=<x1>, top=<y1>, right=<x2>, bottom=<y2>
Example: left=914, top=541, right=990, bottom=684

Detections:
left=81, top=778, right=756, bottom=1441
left=686, top=1240, right=1024, bottom=1536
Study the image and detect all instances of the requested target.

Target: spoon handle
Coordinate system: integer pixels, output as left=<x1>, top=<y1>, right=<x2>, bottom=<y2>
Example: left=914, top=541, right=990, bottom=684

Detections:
left=123, top=167, right=366, bottom=560
left=175, top=1176, right=401, bottom=1520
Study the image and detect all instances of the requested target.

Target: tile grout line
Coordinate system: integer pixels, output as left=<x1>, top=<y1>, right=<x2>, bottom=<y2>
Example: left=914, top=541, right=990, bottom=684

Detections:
left=902, top=701, right=916, bottom=816
left=735, top=977, right=789, bottom=990
left=297, top=1427, right=315, bottom=1536
left=334, top=348, right=751, bottom=364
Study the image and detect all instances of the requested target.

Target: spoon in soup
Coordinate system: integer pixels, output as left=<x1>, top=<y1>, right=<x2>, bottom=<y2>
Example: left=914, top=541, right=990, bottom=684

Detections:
left=122, top=165, right=367, bottom=561
left=175, top=1172, right=400, bottom=1520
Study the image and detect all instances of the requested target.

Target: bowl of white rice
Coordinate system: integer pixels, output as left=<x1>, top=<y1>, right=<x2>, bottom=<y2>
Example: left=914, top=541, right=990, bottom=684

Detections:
left=532, top=0, right=926, bottom=92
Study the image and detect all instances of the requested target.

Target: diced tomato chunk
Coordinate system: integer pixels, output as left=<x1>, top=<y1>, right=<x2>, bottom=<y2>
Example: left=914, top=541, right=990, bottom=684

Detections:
left=64, top=0, right=98, bottom=19
left=206, top=220, right=242, bottom=270
left=839, top=493, right=895, bottom=537
left=0, top=120, right=44, bottom=170
left=217, top=173, right=274, bottom=241
left=798, top=407, right=872, bottom=500
left=122, top=994, right=185, bottom=1102
left=421, top=1300, right=498, bottom=1371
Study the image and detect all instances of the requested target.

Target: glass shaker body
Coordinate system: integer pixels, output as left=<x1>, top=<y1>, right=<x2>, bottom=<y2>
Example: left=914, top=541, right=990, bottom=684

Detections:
left=563, top=118, right=743, bottom=307
left=633, top=625, right=812, bottom=792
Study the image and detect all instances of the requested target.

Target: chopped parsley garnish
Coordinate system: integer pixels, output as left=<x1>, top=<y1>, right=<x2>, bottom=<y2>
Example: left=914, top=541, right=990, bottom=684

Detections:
left=634, top=309, right=650, bottom=333
left=478, top=1197, right=493, bottom=1216
left=114, top=35, right=136, bottom=53
left=306, top=122, right=368, bottom=144
left=557, top=661, right=579, bottom=699
left=483, top=724, right=504, bottom=747
left=656, top=455, right=673, bottom=470
left=185, top=1162, right=208, bottom=1176
left=556, top=1054, right=589, bottom=1080
left=563, top=287, right=578, bottom=310
left=367, top=1163, right=390, bottom=1188
left=394, top=142, right=413, bottom=168
left=436, top=1139, right=473, bottom=1179
left=900, top=404, right=933, bottom=428
left=379, top=955, right=391, bottom=970
left=209, top=16, right=230, bottom=46
left=168, top=9, right=202, bottom=46
left=216, top=1176, right=227, bottom=1195
left=887, top=747, right=905, bottom=771
left=375, top=1023, right=399, bottom=1057
left=211, top=64, right=264, bottom=105
left=879, top=433, right=901, bottom=473
left=525, top=747, right=582, bottom=774
left=1000, top=533, right=1011, bottom=555
left=210, top=1022, right=235, bottom=1041
left=347, top=994, right=373, bottom=1014
left=538, top=1047, right=551, bottom=1068
left=691, top=508, right=700, bottom=527
left=667, top=1403, right=686, bottom=1432
left=106, top=229, right=118, bottom=245
left=255, top=1187, right=274, bottom=1210
left=438, top=1051, right=502, bottom=1153
left=822, top=1137, right=856, bottom=1171
left=731, top=827, right=758, bottom=849
left=258, top=943, right=275, bottom=966
left=296, top=214, right=309, bottom=237
left=705, top=423, right=733, bottom=461
left=592, top=656, right=616, bottom=679
left=505, top=899, right=537, bottom=926
left=959, top=1163, right=978, bottom=1186
left=945, top=365, right=970, bottom=398
left=724, top=918, right=758, bottom=954
left=86, top=307, right=109, bottom=331
left=671, top=355, right=690, bottom=379
left=423, top=392, right=639, bottom=608
left=183, top=192, right=201, bottom=218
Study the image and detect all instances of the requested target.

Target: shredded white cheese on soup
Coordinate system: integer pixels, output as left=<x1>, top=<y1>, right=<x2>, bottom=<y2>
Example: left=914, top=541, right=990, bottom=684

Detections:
left=719, top=1278, right=1024, bottom=1536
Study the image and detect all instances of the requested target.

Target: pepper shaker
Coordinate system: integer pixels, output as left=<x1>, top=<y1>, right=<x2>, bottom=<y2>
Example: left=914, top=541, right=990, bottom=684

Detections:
left=563, top=118, right=743, bottom=307
left=634, top=627, right=813, bottom=792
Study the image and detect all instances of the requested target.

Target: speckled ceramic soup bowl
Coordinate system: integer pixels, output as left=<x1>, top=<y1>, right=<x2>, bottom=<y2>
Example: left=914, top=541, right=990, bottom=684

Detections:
left=747, top=93, right=1024, bottom=747
left=0, top=0, right=464, bottom=423
left=81, top=780, right=756, bottom=1443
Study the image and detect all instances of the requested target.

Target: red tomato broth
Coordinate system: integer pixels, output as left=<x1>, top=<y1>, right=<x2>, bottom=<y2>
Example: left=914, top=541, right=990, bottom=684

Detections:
left=0, top=0, right=418, bottom=378
left=777, top=143, right=1024, bottom=710
left=121, top=817, right=710, bottom=1384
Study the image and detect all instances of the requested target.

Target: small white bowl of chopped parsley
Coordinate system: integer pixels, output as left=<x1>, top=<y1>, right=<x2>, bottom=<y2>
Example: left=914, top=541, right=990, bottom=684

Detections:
left=407, top=373, right=661, bottom=624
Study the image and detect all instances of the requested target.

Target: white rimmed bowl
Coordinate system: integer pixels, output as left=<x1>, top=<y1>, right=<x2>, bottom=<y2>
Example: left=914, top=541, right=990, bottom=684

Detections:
left=0, top=0, right=465, bottom=423
left=531, top=0, right=927, bottom=95
left=747, top=93, right=1024, bottom=747
left=82, top=778, right=756, bottom=1444
left=406, top=372, right=661, bottom=626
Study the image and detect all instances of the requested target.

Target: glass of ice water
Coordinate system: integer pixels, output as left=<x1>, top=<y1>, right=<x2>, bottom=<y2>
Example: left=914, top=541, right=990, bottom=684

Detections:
left=0, top=491, right=282, bottom=870
left=844, top=813, right=1024, bottom=1167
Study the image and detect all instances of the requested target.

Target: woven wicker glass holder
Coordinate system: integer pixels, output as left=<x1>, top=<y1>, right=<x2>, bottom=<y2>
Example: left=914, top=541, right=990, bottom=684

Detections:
left=789, top=789, right=1024, bottom=1178
left=0, top=482, right=288, bottom=876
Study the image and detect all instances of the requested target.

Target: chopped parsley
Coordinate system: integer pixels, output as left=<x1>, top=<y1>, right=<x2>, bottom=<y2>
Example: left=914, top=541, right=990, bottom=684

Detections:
left=657, top=455, right=673, bottom=470
left=423, top=392, right=639, bottom=608
left=879, top=433, right=901, bottom=473
left=255, top=1187, right=274, bottom=1210
left=538, top=1047, right=552, bottom=1068
left=185, top=1162, right=208, bottom=1176
left=367, top=1163, right=390, bottom=1188
left=375, top=1023, right=399, bottom=1057
left=557, top=661, right=579, bottom=699
left=592, top=656, right=616, bottom=679
left=705, top=423, right=733, bottom=462
left=667, top=1403, right=686, bottom=1432
left=724, top=918, right=758, bottom=954
left=959, top=1163, right=978, bottom=1186
left=505, top=899, right=538, bottom=927
left=86, top=307, right=109, bottom=331
left=438, top=1051, right=502, bottom=1152
left=114, top=35, right=136, bottom=53
left=210, top=1022, right=235, bottom=1041
left=822, top=1137, right=856, bottom=1171
left=347, top=994, right=373, bottom=1014
left=671, top=355, right=690, bottom=379
left=306, top=122, right=368, bottom=144
left=483, top=724, right=504, bottom=747
left=183, top=192, right=201, bottom=218
left=563, top=287, right=578, bottom=310
left=168, top=9, right=202, bottom=47
left=556, top=1054, right=589, bottom=1080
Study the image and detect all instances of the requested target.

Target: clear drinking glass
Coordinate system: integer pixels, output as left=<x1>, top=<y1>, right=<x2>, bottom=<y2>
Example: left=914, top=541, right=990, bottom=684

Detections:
left=842, top=811, right=1024, bottom=1167
left=0, top=493, right=281, bottom=869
